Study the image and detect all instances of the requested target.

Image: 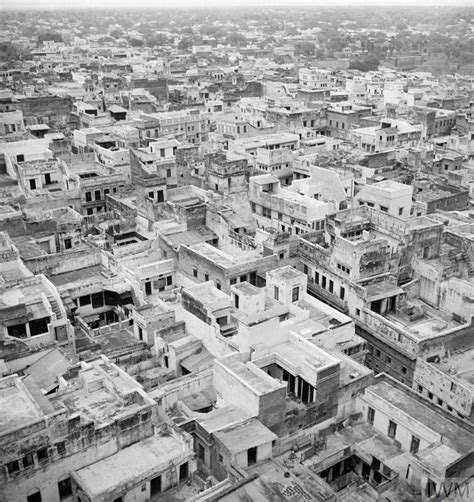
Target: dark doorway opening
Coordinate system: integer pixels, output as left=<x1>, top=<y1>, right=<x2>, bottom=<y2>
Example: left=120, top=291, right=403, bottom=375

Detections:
left=247, top=447, right=257, bottom=466
left=150, top=475, right=162, bottom=496
left=179, top=462, right=188, bottom=481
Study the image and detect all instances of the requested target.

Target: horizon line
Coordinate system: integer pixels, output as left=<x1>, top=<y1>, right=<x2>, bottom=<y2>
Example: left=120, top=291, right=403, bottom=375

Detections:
left=1, top=2, right=473, bottom=10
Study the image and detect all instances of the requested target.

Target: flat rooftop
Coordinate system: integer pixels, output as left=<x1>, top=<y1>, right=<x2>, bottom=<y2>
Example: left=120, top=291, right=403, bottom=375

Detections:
left=49, top=265, right=107, bottom=288
left=372, top=180, right=411, bottom=192
left=234, top=132, right=299, bottom=148
left=436, top=348, right=474, bottom=387
left=221, top=458, right=334, bottom=501
left=232, top=281, right=261, bottom=296
left=368, top=380, right=473, bottom=455
left=214, top=418, right=277, bottom=454
left=405, top=215, right=442, bottom=230
left=187, top=242, right=259, bottom=269
left=267, top=265, right=303, bottom=282
left=385, top=300, right=461, bottom=341
left=200, top=406, right=250, bottom=434
left=0, top=379, right=44, bottom=433
left=220, top=358, right=284, bottom=396
left=73, top=431, right=186, bottom=498
left=184, top=281, right=230, bottom=306
left=272, top=341, right=331, bottom=371
left=51, top=361, right=149, bottom=425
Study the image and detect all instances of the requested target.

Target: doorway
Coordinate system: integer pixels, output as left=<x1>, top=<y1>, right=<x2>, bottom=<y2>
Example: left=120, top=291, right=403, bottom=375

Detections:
left=247, top=447, right=257, bottom=466
left=150, top=475, right=161, bottom=496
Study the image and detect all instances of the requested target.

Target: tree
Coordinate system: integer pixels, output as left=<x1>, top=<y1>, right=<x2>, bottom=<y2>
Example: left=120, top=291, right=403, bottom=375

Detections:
left=178, top=37, right=193, bottom=51
left=146, top=34, right=168, bottom=47
left=110, top=28, right=123, bottom=39
left=0, top=42, right=20, bottom=62
left=224, top=32, right=247, bottom=47
left=129, top=38, right=144, bottom=47
left=37, top=31, right=63, bottom=45
left=294, top=42, right=315, bottom=57
left=348, top=55, right=379, bottom=72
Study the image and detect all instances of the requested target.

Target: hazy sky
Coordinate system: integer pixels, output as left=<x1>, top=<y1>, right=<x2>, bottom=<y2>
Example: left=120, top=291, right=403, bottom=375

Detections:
left=1, top=0, right=472, bottom=9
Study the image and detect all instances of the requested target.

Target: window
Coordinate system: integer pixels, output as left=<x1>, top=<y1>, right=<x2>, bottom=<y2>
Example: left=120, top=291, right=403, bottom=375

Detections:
left=216, top=281, right=221, bottom=290
left=58, top=477, right=72, bottom=500
left=367, top=407, right=375, bottom=425
left=315, top=271, right=319, bottom=284
left=148, top=191, right=154, bottom=199
left=91, top=292, right=104, bottom=309
left=321, top=276, right=327, bottom=289
left=193, top=268, right=198, bottom=278
left=387, top=420, right=397, bottom=439
left=402, top=366, right=407, bottom=374
left=329, top=280, right=334, bottom=294
left=94, top=190, right=101, bottom=201
left=399, top=207, right=403, bottom=216
left=166, top=169, right=172, bottom=178
left=17, top=154, right=25, bottom=162
left=239, top=274, right=247, bottom=283
left=274, top=286, right=279, bottom=301
left=6, top=460, right=20, bottom=474
left=37, top=448, right=48, bottom=462
left=64, top=238, right=72, bottom=250
left=450, top=382, right=457, bottom=392
left=230, top=278, right=237, bottom=285
left=340, top=286, right=345, bottom=300
left=23, top=453, right=34, bottom=468
left=385, top=356, right=391, bottom=364
left=218, top=454, right=223, bottom=463
left=166, top=276, right=173, bottom=286
left=234, top=294, right=239, bottom=309
left=417, top=385, right=423, bottom=393
left=204, top=273, right=209, bottom=282
left=29, top=179, right=37, bottom=190
left=410, top=436, right=420, bottom=454
left=292, top=286, right=299, bottom=302
left=29, top=318, right=48, bottom=337
left=79, top=295, right=91, bottom=307
left=375, top=349, right=381, bottom=358
left=428, top=392, right=433, bottom=400
left=85, top=192, right=92, bottom=202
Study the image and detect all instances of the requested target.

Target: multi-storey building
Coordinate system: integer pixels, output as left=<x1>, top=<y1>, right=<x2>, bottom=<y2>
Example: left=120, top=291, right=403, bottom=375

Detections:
left=249, top=174, right=333, bottom=236
left=0, top=356, right=195, bottom=502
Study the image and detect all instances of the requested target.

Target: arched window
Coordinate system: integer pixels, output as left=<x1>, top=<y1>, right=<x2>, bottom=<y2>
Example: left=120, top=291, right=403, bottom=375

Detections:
left=27, top=488, right=42, bottom=502
left=58, top=475, right=72, bottom=500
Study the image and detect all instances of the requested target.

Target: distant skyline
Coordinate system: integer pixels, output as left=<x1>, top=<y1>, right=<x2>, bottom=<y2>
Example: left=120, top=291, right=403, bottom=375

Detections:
left=1, top=0, right=473, bottom=10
